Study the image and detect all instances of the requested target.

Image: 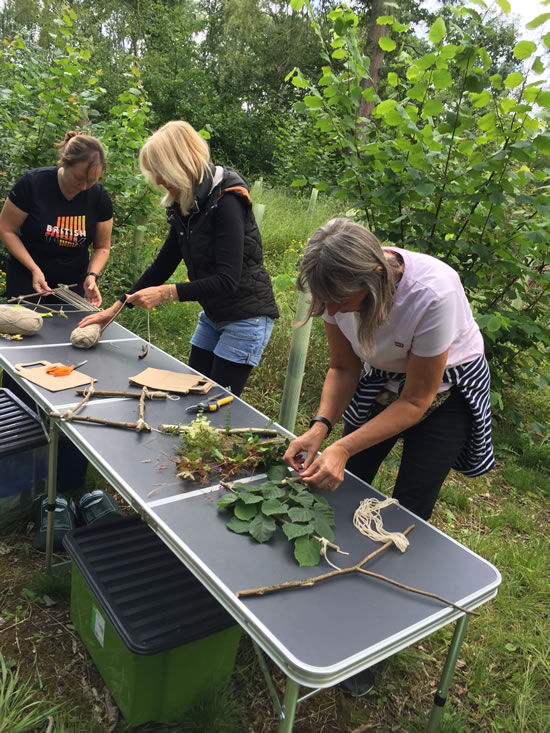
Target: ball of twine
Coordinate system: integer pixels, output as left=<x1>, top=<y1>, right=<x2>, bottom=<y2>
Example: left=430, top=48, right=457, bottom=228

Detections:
left=353, top=497, right=410, bottom=552
left=70, top=324, right=101, bottom=349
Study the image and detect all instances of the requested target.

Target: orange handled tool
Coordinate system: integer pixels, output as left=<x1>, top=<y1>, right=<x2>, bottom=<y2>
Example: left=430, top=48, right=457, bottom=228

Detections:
left=46, top=360, right=88, bottom=377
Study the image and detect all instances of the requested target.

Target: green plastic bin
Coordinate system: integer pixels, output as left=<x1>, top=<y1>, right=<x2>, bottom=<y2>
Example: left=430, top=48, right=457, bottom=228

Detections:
left=63, top=515, right=242, bottom=726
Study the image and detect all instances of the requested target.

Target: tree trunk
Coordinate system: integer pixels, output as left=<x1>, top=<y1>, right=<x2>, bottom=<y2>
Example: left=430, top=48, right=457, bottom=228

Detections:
left=359, top=0, right=390, bottom=119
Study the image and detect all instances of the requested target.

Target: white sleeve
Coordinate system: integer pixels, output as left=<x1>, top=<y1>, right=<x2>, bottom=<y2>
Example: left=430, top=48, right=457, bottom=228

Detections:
left=411, top=291, right=459, bottom=357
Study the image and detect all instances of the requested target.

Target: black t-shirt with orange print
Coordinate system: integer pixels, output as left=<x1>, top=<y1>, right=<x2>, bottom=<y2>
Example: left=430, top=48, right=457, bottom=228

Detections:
left=5, top=166, right=112, bottom=297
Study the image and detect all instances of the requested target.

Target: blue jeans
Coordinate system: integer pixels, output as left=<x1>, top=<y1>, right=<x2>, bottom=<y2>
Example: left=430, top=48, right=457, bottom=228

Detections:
left=190, top=312, right=274, bottom=367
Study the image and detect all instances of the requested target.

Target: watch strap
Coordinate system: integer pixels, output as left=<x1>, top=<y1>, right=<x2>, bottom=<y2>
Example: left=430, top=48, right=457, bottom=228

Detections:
left=309, top=416, right=332, bottom=435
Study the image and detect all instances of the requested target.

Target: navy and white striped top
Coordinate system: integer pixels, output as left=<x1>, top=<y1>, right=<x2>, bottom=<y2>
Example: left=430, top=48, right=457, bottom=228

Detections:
left=343, top=354, right=495, bottom=477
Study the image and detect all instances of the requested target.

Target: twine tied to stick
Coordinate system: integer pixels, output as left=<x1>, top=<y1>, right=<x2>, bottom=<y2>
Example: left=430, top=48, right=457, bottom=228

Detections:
left=353, top=497, right=410, bottom=552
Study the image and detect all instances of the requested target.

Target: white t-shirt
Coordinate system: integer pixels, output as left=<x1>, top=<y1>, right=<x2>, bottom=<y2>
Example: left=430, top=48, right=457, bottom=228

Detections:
left=323, top=247, right=484, bottom=391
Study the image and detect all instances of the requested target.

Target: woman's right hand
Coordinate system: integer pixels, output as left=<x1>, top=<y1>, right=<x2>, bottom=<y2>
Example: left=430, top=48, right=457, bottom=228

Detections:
left=283, top=427, right=326, bottom=472
left=78, top=302, right=120, bottom=329
left=32, top=269, right=52, bottom=295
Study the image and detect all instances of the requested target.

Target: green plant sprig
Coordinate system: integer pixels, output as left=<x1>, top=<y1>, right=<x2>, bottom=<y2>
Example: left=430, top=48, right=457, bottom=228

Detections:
left=217, top=468, right=340, bottom=567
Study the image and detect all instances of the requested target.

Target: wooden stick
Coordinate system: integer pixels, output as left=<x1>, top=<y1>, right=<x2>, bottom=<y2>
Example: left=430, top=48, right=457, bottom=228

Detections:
left=50, top=412, right=151, bottom=431
left=236, top=526, right=414, bottom=597
left=75, top=388, right=168, bottom=399
left=236, top=523, right=479, bottom=616
left=61, top=384, right=95, bottom=418
left=356, top=568, right=478, bottom=616
left=7, top=285, right=78, bottom=301
left=136, top=386, right=148, bottom=432
left=159, top=424, right=280, bottom=436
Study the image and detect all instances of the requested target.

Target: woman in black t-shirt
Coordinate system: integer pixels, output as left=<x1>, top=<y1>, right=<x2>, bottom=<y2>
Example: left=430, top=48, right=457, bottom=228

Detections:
left=0, top=131, right=113, bottom=306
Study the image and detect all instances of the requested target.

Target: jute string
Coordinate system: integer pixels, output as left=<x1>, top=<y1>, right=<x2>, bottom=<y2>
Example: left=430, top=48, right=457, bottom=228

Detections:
left=353, top=497, right=410, bottom=552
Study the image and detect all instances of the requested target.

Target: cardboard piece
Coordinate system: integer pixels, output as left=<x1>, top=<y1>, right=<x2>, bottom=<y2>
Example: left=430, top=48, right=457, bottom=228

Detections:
left=128, top=368, right=214, bottom=395
left=15, top=361, right=95, bottom=393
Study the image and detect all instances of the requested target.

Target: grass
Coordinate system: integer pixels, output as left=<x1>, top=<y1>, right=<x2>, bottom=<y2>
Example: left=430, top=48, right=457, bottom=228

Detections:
left=1, top=187, right=549, bottom=731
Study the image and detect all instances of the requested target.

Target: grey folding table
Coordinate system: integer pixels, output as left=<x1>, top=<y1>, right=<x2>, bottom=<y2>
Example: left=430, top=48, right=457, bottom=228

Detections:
left=0, top=311, right=501, bottom=732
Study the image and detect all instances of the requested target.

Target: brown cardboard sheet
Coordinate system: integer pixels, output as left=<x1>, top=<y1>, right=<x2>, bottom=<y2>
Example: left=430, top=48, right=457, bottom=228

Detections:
left=128, top=368, right=213, bottom=394
left=15, top=361, right=95, bottom=392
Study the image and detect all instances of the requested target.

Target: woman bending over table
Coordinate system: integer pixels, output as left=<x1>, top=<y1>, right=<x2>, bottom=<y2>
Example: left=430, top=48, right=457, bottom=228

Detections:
left=80, top=120, right=278, bottom=396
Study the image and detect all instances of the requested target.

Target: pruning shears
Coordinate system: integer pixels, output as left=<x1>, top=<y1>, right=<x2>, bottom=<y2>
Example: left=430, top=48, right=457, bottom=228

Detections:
left=185, top=392, right=234, bottom=413
left=46, top=360, right=88, bottom=377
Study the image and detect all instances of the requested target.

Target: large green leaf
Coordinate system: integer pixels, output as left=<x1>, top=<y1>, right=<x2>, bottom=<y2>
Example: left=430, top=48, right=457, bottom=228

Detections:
left=283, top=522, right=314, bottom=540
left=433, top=70, right=452, bottom=89
left=237, top=491, right=264, bottom=505
left=234, top=501, right=259, bottom=521
left=304, top=95, right=324, bottom=108
left=227, top=517, right=252, bottom=534
left=513, top=41, right=537, bottom=60
left=526, top=13, right=550, bottom=29
left=292, top=491, right=315, bottom=508
left=294, top=536, right=321, bottom=567
left=261, top=499, right=288, bottom=515
left=423, top=99, right=443, bottom=117
left=217, top=493, right=239, bottom=509
left=312, top=516, right=335, bottom=543
left=248, top=514, right=277, bottom=543
left=266, top=464, right=289, bottom=481
left=379, top=37, right=396, bottom=52
left=504, top=72, right=523, bottom=88
left=288, top=506, right=313, bottom=522
left=429, top=17, right=446, bottom=44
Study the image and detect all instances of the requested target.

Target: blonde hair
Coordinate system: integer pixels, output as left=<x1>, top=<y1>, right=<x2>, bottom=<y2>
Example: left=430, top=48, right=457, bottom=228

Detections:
left=298, top=218, right=398, bottom=358
left=55, top=131, right=106, bottom=172
left=139, top=121, right=212, bottom=214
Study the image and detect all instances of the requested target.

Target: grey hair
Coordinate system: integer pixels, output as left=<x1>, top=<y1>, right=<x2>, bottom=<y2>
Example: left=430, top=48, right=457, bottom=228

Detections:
left=297, top=218, right=398, bottom=358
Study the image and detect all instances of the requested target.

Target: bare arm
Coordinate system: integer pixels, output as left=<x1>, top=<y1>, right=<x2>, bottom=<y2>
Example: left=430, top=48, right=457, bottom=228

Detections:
left=283, top=321, right=362, bottom=471
left=299, top=350, right=449, bottom=491
left=83, top=218, right=113, bottom=307
left=0, top=199, right=52, bottom=292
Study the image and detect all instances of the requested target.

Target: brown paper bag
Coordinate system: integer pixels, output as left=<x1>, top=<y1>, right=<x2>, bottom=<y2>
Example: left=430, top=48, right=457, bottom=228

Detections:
left=15, top=361, right=95, bottom=392
left=128, top=368, right=213, bottom=394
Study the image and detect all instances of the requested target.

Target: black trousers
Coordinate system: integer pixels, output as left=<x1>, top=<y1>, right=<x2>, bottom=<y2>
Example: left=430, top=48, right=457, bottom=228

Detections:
left=343, top=387, right=473, bottom=521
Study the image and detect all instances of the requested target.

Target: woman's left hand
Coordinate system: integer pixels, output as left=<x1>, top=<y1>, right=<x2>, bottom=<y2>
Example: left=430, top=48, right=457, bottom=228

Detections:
left=126, top=285, right=170, bottom=310
left=84, top=275, right=102, bottom=307
left=298, top=442, right=350, bottom=492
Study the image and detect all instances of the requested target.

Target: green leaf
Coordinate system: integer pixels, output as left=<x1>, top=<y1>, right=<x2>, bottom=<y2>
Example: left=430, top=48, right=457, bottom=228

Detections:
left=387, top=72, right=398, bottom=87
left=291, top=177, right=307, bottom=188
left=429, top=17, right=446, bottom=44
left=379, top=37, right=396, bottom=52
left=423, top=99, right=443, bottom=117
left=261, top=499, right=288, bottom=515
left=261, top=484, right=288, bottom=499
left=472, top=90, right=491, bottom=108
left=294, top=536, right=321, bottom=566
left=217, top=493, right=239, bottom=509
left=533, top=135, right=550, bottom=154
left=415, top=182, right=435, bottom=195
left=290, top=0, right=305, bottom=10
left=312, top=516, right=335, bottom=543
left=526, top=13, right=550, bottom=29
left=227, top=517, right=252, bottom=534
left=237, top=491, right=264, bottom=505
left=487, top=316, right=502, bottom=333
left=433, top=70, right=452, bottom=89
left=504, top=72, right=524, bottom=88
left=544, top=33, right=550, bottom=50
left=266, top=464, right=289, bottom=481
left=331, top=48, right=348, bottom=59
left=532, top=56, right=544, bottom=75
left=234, top=500, right=259, bottom=520
left=373, top=99, right=397, bottom=117
left=283, top=522, right=314, bottom=540
left=304, top=95, right=323, bottom=108
left=288, top=506, right=313, bottom=522
left=292, top=491, right=314, bottom=508
left=376, top=15, right=395, bottom=25
left=513, top=41, right=536, bottom=60
left=497, top=0, right=511, bottom=12
left=248, top=514, right=277, bottom=543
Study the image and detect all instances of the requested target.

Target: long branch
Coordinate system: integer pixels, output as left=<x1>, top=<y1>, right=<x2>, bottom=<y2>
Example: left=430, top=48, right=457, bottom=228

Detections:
left=50, top=413, right=151, bottom=431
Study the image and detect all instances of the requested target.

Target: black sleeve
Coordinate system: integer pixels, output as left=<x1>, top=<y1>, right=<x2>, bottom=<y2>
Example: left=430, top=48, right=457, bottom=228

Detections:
left=173, top=192, right=246, bottom=303
left=7, top=172, right=33, bottom=213
left=124, top=227, right=182, bottom=300
left=95, top=185, right=113, bottom=221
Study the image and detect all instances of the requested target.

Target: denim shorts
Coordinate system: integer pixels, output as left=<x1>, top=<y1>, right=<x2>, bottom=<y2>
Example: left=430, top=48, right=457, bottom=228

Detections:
left=190, top=312, right=274, bottom=367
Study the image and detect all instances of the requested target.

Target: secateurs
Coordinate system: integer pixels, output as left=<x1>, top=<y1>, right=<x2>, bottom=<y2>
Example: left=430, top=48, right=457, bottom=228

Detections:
left=185, top=392, right=234, bottom=413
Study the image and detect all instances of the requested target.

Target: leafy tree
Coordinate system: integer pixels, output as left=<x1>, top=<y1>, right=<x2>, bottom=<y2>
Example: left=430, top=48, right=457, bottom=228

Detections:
left=286, top=0, right=550, bottom=399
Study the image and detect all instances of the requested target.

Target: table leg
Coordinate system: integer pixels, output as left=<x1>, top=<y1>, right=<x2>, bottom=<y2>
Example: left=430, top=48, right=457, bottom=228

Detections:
left=426, top=614, right=470, bottom=732
left=44, top=418, right=59, bottom=570
left=278, top=677, right=300, bottom=733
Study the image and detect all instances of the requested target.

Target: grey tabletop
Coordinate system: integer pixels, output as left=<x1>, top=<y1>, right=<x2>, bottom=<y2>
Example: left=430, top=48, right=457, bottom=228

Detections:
left=0, top=307, right=501, bottom=688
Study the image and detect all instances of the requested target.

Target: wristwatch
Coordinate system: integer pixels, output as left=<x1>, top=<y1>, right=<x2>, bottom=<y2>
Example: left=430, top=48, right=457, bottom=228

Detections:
left=86, top=271, right=99, bottom=279
left=309, top=416, right=332, bottom=435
